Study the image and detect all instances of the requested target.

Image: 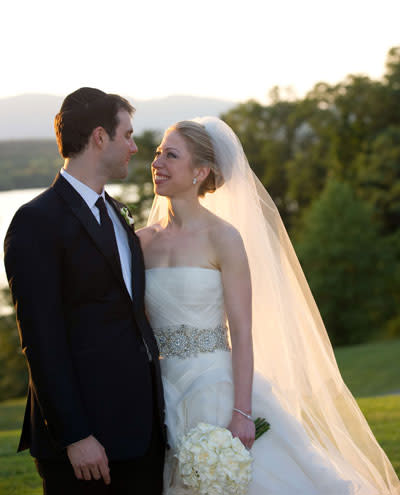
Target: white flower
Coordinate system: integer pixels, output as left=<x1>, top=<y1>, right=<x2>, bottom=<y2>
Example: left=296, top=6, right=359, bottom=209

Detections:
left=120, top=206, right=134, bottom=226
left=176, top=423, right=252, bottom=495
left=208, top=428, right=232, bottom=449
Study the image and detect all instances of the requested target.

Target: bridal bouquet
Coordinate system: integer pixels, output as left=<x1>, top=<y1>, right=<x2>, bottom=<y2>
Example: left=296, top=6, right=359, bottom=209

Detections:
left=177, top=421, right=267, bottom=495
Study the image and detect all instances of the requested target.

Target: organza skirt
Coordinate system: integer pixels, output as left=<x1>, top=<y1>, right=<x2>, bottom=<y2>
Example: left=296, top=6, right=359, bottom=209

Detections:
left=160, top=350, right=376, bottom=495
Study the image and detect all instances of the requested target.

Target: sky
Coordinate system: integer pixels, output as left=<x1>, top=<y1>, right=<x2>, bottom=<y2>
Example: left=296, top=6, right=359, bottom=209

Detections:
left=1, top=0, right=399, bottom=104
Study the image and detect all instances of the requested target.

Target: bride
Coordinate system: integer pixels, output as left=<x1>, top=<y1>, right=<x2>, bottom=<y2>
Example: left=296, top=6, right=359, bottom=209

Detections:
left=137, top=117, right=400, bottom=494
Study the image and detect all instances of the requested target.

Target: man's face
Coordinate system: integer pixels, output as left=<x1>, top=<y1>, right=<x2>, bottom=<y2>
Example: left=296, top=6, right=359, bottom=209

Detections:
left=102, top=109, right=138, bottom=180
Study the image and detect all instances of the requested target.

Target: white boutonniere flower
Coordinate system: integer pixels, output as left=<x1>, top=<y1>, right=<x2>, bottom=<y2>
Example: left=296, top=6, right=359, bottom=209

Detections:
left=120, top=207, right=134, bottom=226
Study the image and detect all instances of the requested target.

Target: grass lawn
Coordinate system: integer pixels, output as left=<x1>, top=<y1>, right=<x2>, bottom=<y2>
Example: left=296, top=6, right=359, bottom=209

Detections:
left=1, top=339, right=399, bottom=492
left=0, top=399, right=41, bottom=495
left=357, top=395, right=400, bottom=477
left=334, top=339, right=400, bottom=397
left=1, top=395, right=399, bottom=493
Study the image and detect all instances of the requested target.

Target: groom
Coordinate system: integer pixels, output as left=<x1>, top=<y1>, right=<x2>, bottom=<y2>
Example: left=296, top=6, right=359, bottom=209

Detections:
left=4, top=88, right=165, bottom=494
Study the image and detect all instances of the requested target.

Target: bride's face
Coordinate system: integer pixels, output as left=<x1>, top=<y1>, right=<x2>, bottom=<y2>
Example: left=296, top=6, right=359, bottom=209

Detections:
left=151, top=130, right=197, bottom=197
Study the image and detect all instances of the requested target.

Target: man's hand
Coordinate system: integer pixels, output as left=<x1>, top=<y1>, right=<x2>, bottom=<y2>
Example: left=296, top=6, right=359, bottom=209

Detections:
left=67, top=435, right=110, bottom=485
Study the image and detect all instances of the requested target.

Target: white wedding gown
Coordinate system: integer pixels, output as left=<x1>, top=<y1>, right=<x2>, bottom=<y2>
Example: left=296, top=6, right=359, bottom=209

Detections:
left=145, top=266, right=383, bottom=495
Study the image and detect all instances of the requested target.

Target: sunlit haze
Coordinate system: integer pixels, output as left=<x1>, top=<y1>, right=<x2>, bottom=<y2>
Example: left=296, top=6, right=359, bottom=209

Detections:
left=1, top=0, right=399, bottom=103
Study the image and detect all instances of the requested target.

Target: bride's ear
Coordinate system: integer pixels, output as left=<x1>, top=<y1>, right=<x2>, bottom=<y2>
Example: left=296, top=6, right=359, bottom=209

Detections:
left=194, top=166, right=211, bottom=184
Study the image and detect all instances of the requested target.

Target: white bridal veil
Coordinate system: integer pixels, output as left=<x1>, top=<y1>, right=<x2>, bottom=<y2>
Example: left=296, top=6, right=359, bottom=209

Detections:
left=147, top=117, right=400, bottom=494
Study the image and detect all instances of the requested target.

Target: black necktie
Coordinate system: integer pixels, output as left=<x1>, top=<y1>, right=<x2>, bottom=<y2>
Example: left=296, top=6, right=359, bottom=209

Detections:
left=95, top=196, right=122, bottom=274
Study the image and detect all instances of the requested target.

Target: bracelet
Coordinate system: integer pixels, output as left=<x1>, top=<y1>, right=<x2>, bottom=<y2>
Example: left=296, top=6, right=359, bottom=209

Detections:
left=233, top=408, right=253, bottom=420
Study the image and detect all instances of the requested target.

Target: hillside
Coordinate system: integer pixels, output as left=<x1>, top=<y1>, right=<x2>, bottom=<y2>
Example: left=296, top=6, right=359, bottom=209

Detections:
left=0, top=94, right=235, bottom=139
left=0, top=140, right=62, bottom=190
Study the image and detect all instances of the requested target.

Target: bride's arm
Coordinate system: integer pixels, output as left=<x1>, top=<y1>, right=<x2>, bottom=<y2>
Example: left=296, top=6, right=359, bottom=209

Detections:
left=213, top=224, right=255, bottom=449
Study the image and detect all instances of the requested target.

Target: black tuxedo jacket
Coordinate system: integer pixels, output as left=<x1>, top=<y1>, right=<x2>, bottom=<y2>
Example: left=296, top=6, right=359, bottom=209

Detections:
left=4, top=173, right=165, bottom=460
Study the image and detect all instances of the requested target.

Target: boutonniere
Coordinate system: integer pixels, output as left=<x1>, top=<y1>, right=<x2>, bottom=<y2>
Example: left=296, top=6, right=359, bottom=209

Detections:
left=120, top=207, right=134, bottom=226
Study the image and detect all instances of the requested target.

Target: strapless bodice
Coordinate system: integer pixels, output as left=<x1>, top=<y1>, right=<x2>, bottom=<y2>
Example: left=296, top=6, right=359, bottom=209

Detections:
left=145, top=267, right=226, bottom=328
left=145, top=267, right=229, bottom=359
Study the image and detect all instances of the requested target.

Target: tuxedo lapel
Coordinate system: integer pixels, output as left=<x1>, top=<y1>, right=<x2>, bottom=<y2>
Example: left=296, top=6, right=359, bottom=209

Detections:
left=52, top=174, right=126, bottom=292
left=106, top=192, right=143, bottom=303
left=105, top=192, right=135, bottom=243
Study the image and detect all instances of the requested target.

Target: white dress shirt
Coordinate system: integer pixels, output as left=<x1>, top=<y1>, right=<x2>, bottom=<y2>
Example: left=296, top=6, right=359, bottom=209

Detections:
left=60, top=168, right=133, bottom=299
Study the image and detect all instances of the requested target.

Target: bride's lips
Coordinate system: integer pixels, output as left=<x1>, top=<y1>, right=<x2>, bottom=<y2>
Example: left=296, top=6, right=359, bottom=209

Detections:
left=154, top=173, right=170, bottom=184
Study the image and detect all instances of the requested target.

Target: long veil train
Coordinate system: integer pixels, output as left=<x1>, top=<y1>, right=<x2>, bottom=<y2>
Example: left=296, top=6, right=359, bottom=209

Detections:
left=147, top=116, right=400, bottom=494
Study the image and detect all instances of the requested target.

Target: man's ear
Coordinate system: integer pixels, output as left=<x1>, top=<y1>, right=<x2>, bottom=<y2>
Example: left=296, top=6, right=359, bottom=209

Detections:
left=92, top=126, right=107, bottom=149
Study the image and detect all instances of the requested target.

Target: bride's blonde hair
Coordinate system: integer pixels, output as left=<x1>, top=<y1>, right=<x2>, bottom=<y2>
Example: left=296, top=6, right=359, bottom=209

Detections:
left=168, top=120, right=224, bottom=196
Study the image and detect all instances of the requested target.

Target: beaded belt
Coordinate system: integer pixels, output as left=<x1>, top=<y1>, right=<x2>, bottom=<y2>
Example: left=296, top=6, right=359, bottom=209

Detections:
left=153, top=323, right=230, bottom=359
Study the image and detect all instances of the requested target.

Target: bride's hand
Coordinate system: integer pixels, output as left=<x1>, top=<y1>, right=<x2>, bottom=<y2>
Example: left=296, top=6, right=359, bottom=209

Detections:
left=228, top=411, right=256, bottom=450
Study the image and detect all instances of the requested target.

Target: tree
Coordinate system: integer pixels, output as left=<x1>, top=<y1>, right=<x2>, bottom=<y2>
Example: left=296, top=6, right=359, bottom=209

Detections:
left=123, top=130, right=161, bottom=227
left=354, top=126, right=400, bottom=233
left=222, top=98, right=315, bottom=228
left=296, top=180, right=396, bottom=346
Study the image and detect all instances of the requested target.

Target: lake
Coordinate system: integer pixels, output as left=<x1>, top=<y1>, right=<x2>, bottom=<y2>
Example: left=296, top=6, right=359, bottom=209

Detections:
left=0, top=183, right=138, bottom=297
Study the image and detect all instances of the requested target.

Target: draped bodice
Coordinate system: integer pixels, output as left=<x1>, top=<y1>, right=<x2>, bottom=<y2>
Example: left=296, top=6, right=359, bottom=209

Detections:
left=145, top=267, right=229, bottom=359
left=145, top=267, right=226, bottom=328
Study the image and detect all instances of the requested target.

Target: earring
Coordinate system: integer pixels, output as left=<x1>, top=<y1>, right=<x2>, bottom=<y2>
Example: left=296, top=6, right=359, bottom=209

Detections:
left=193, top=178, right=197, bottom=185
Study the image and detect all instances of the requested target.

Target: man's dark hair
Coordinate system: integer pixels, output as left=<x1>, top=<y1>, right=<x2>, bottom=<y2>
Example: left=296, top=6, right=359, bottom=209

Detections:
left=54, top=87, right=135, bottom=158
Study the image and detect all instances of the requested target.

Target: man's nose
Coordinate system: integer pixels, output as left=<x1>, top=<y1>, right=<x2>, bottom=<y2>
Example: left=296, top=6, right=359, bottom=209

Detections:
left=130, top=140, right=138, bottom=154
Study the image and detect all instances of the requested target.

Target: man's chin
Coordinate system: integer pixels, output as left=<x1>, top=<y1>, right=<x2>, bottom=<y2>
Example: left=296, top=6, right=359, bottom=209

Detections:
left=112, top=169, right=129, bottom=181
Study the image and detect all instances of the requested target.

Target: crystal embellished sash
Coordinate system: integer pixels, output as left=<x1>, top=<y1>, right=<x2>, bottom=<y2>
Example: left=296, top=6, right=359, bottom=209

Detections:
left=153, top=323, right=231, bottom=359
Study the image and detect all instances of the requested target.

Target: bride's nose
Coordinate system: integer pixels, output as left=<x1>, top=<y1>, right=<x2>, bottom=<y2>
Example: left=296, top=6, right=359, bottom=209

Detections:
left=152, top=156, right=162, bottom=169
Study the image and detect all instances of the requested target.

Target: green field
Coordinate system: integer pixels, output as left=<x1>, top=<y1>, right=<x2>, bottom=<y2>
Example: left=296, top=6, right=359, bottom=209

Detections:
left=0, top=399, right=41, bottom=495
left=334, top=339, right=400, bottom=397
left=1, top=339, right=399, bottom=493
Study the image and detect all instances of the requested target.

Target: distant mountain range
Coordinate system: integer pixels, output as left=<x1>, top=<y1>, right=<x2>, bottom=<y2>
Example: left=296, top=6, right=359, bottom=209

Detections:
left=0, top=94, right=237, bottom=140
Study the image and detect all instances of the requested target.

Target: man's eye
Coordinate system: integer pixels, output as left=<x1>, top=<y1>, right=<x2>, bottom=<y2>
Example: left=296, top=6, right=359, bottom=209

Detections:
left=154, top=151, right=161, bottom=157
left=167, top=152, right=177, bottom=158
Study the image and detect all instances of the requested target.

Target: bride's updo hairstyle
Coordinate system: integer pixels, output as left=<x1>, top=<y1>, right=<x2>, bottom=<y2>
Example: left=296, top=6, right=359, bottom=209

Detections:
left=168, top=121, right=224, bottom=197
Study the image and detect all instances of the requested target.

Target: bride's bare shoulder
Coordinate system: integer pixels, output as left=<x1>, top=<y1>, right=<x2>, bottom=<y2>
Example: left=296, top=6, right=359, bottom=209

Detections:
left=207, top=215, right=248, bottom=271
left=207, top=213, right=244, bottom=250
